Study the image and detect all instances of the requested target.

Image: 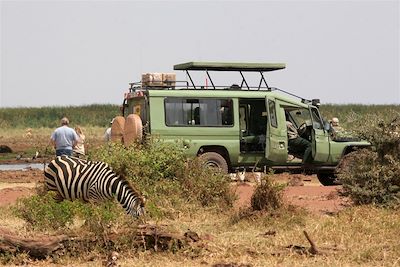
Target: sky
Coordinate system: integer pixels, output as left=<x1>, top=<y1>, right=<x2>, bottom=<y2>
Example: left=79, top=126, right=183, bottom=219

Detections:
left=0, top=0, right=399, bottom=107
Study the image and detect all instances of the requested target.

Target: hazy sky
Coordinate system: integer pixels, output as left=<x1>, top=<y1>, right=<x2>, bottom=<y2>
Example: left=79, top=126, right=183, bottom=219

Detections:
left=1, top=0, right=399, bottom=107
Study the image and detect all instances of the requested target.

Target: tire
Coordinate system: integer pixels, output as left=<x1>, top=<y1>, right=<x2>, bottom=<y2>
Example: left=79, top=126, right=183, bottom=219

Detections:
left=124, top=114, right=143, bottom=146
left=199, top=152, right=229, bottom=173
left=111, top=116, right=125, bottom=143
left=317, top=173, right=338, bottom=186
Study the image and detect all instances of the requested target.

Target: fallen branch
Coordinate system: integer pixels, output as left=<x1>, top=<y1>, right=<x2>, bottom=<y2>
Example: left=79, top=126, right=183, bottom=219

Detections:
left=303, top=230, right=319, bottom=255
left=0, top=227, right=68, bottom=259
left=0, top=224, right=200, bottom=259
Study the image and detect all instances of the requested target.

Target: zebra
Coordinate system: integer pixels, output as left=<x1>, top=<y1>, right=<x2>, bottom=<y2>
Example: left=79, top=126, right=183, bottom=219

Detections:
left=44, top=155, right=145, bottom=218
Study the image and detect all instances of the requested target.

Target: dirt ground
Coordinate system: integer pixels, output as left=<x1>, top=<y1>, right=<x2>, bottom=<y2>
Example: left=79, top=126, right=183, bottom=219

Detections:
left=0, top=168, right=347, bottom=214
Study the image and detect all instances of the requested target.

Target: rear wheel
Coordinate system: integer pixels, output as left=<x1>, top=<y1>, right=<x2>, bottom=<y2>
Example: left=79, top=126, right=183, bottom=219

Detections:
left=199, top=152, right=228, bottom=173
left=317, top=173, right=338, bottom=186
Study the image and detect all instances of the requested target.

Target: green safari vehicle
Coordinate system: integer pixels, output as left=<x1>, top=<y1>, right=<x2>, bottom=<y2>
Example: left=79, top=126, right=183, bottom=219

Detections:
left=115, top=62, right=370, bottom=185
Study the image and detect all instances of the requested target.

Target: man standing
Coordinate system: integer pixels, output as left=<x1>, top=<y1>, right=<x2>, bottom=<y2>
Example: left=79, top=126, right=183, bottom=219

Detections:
left=51, top=117, right=79, bottom=156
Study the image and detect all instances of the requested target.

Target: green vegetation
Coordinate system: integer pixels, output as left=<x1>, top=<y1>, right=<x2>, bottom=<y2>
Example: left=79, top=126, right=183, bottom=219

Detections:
left=1, top=103, right=399, bottom=130
left=13, top=139, right=235, bottom=231
left=319, top=104, right=400, bottom=130
left=0, top=104, right=120, bottom=128
left=91, top=139, right=236, bottom=216
left=338, top=116, right=400, bottom=206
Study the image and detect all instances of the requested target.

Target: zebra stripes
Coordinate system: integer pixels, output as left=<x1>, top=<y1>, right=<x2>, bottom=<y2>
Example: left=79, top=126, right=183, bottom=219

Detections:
left=44, top=155, right=145, bottom=218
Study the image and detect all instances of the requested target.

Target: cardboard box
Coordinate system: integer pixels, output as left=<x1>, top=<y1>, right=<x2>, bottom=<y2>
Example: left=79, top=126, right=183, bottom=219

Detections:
left=142, top=73, right=176, bottom=88
left=162, top=73, right=176, bottom=88
left=142, top=73, right=163, bottom=87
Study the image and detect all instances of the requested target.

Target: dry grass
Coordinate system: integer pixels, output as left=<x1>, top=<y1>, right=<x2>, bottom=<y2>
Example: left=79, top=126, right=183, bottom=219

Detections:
left=1, top=204, right=399, bottom=266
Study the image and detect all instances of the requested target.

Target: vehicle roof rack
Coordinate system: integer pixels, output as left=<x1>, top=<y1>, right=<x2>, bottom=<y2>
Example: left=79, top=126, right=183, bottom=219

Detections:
left=173, top=62, right=286, bottom=72
left=173, top=61, right=286, bottom=90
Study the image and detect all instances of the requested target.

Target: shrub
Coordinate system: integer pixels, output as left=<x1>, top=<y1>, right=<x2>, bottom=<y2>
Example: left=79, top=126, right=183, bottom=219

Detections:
left=251, top=176, right=284, bottom=212
left=14, top=137, right=235, bottom=234
left=91, top=138, right=235, bottom=214
left=91, top=139, right=186, bottom=183
left=177, top=158, right=236, bottom=208
left=338, top=150, right=400, bottom=206
left=13, top=193, right=85, bottom=231
left=338, top=116, right=400, bottom=206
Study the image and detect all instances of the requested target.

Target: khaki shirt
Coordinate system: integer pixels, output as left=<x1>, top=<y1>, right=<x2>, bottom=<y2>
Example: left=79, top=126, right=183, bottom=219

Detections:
left=332, top=125, right=344, bottom=132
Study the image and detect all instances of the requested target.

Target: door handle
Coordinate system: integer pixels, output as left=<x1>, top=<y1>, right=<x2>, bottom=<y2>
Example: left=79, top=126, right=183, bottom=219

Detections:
left=279, top=142, right=285, bottom=149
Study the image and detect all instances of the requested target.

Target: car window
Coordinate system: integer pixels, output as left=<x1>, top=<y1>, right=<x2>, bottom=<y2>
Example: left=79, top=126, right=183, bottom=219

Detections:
left=268, top=100, right=277, bottom=128
left=310, top=107, right=323, bottom=130
left=165, top=98, right=233, bottom=127
left=289, top=108, right=310, bottom=127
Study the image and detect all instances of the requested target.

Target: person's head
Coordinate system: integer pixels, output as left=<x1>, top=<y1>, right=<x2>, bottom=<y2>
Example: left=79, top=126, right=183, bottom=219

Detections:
left=60, top=117, right=69, bottom=126
left=75, top=126, right=83, bottom=135
left=331, top=117, right=339, bottom=126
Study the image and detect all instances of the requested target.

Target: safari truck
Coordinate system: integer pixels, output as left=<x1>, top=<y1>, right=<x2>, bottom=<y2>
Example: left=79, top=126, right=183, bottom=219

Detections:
left=114, top=62, right=370, bottom=185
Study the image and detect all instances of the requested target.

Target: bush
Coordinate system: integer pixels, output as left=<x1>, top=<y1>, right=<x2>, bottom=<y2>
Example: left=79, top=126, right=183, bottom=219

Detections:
left=338, top=117, right=400, bottom=206
left=251, top=176, right=284, bottom=212
left=338, top=150, right=400, bottom=206
left=177, top=158, right=236, bottom=208
left=14, top=192, right=130, bottom=234
left=13, top=193, right=85, bottom=231
left=14, top=138, right=235, bottom=234
left=91, top=138, right=235, bottom=214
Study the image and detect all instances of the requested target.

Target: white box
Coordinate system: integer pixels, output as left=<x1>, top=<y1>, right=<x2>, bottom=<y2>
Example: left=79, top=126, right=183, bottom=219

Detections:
left=142, top=73, right=163, bottom=87
left=162, top=73, right=176, bottom=88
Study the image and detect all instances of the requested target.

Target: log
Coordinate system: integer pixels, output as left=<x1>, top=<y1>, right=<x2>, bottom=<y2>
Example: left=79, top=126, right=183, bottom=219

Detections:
left=0, top=227, right=68, bottom=259
left=0, top=224, right=197, bottom=259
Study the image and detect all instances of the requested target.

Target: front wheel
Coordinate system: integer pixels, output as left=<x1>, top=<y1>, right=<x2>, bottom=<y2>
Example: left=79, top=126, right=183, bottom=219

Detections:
left=317, top=173, right=338, bottom=186
left=199, top=152, right=228, bottom=173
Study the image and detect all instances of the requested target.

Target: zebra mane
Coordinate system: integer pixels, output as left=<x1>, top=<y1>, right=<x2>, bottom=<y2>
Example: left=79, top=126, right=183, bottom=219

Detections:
left=118, top=173, right=146, bottom=205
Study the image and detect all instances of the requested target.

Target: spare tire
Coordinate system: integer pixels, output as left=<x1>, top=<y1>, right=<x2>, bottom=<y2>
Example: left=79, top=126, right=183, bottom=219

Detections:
left=111, top=116, right=125, bottom=143
left=124, top=114, right=143, bottom=146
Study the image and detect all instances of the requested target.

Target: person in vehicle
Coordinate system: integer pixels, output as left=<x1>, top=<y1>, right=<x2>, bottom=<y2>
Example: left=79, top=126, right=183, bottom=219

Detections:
left=331, top=117, right=343, bottom=132
left=330, top=117, right=344, bottom=139
left=286, top=121, right=312, bottom=164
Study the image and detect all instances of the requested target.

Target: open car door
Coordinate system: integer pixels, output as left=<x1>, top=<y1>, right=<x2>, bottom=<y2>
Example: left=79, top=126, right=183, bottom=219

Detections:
left=265, top=98, right=287, bottom=163
left=310, top=107, right=330, bottom=162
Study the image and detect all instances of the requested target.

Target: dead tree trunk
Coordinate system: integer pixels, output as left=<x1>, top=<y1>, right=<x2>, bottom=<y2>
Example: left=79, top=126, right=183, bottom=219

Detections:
left=0, top=227, right=68, bottom=259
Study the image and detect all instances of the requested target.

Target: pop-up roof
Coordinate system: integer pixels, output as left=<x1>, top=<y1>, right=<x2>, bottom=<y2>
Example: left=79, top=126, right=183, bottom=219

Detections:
left=173, top=62, right=286, bottom=72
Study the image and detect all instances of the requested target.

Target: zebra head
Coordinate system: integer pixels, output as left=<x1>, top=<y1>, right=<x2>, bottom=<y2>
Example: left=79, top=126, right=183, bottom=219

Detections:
left=128, top=194, right=146, bottom=218
left=116, top=175, right=146, bottom=218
